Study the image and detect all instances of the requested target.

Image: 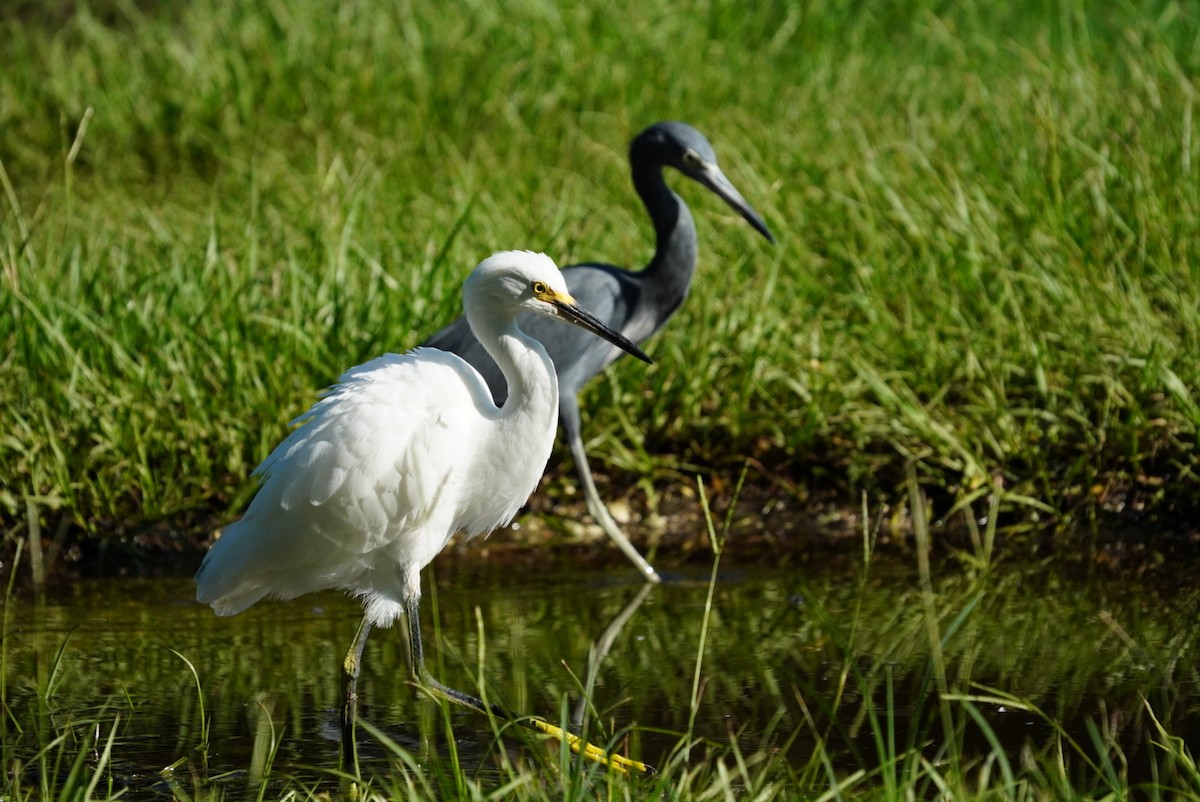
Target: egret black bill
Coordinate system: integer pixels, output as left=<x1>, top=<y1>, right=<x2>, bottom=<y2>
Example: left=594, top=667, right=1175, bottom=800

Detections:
left=550, top=295, right=654, bottom=365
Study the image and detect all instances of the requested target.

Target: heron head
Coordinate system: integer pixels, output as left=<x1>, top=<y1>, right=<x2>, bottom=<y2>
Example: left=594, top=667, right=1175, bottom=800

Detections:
left=630, top=121, right=776, bottom=244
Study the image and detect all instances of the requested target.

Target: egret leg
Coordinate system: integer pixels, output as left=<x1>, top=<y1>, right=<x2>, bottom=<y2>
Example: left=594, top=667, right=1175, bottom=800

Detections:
left=341, top=615, right=373, bottom=776
left=561, top=398, right=661, bottom=584
left=404, top=593, right=649, bottom=774
left=405, top=591, right=506, bottom=717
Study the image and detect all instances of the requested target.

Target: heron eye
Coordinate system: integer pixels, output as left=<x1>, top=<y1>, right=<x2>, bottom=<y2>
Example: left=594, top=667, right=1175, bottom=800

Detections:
left=532, top=281, right=548, bottom=295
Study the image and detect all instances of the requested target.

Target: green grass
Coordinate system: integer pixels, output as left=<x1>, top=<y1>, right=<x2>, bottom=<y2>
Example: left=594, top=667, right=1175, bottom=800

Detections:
left=5, top=480, right=1200, bottom=800
left=1, top=0, right=1199, bottom=560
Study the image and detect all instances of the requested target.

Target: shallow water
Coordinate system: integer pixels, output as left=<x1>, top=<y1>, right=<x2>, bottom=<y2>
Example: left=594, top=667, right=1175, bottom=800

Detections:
left=3, top=556, right=1199, bottom=798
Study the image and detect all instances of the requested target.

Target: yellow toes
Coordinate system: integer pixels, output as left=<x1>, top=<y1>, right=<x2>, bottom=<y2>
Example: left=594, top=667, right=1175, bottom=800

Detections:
left=528, top=717, right=650, bottom=775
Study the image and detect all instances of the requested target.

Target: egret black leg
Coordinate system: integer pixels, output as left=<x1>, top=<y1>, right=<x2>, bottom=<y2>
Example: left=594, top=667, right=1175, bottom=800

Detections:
left=405, top=593, right=509, bottom=718
left=404, top=592, right=649, bottom=774
left=340, top=615, right=373, bottom=776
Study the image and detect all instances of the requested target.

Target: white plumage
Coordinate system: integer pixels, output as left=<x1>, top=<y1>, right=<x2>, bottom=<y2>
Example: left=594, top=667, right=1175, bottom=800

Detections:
left=195, top=347, right=552, bottom=625
left=193, top=250, right=651, bottom=766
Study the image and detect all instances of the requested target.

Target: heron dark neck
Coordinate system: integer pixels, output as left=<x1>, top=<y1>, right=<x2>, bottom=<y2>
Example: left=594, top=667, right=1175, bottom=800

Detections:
left=632, top=162, right=699, bottom=316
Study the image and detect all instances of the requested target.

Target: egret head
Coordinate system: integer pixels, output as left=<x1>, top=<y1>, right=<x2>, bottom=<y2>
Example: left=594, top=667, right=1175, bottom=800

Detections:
left=464, top=251, right=652, bottom=364
left=465, top=250, right=566, bottom=312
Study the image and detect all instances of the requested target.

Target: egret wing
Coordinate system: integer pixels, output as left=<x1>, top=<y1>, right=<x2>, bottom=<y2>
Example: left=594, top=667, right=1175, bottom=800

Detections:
left=195, top=351, right=491, bottom=614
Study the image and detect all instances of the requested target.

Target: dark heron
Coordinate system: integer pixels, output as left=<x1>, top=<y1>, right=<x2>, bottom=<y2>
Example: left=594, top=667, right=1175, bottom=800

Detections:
left=423, top=121, right=775, bottom=583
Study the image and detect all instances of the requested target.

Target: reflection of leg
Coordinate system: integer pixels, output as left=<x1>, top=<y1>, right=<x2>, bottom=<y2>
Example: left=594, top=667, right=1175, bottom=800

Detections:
left=573, top=582, right=655, bottom=729
left=340, top=615, right=373, bottom=777
left=561, top=398, right=662, bottom=584
left=404, top=590, right=650, bottom=774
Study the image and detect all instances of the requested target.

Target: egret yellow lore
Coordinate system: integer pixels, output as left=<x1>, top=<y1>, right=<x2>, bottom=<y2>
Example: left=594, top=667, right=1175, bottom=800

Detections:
left=194, top=250, right=651, bottom=774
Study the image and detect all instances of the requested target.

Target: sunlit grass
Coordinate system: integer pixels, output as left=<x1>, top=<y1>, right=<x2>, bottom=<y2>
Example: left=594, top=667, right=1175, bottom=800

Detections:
left=0, top=0, right=1197, bottom=570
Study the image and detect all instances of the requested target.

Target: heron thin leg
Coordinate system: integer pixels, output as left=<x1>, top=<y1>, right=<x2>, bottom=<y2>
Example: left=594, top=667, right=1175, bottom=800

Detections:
left=565, top=420, right=661, bottom=584
left=341, top=615, right=373, bottom=776
left=404, top=593, right=649, bottom=774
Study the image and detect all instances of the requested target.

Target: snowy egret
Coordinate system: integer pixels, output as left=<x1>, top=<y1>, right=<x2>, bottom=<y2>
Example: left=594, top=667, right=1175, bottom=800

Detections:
left=423, top=122, right=774, bottom=583
left=194, top=251, right=651, bottom=773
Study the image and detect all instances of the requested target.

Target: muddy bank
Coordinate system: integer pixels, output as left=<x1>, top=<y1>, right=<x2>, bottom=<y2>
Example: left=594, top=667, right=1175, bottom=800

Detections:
left=6, top=470, right=1199, bottom=593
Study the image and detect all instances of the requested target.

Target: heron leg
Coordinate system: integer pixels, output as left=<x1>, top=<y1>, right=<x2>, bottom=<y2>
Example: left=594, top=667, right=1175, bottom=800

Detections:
left=561, top=399, right=661, bottom=583
left=404, top=591, right=649, bottom=774
left=340, top=615, right=372, bottom=776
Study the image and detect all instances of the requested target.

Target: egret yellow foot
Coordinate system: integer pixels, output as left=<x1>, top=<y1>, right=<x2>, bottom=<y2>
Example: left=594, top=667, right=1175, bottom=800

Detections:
left=528, top=716, right=651, bottom=775
left=419, top=675, right=651, bottom=775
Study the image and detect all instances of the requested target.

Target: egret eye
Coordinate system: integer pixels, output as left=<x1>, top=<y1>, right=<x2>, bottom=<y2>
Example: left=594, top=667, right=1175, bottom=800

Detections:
left=532, top=281, right=549, bottom=295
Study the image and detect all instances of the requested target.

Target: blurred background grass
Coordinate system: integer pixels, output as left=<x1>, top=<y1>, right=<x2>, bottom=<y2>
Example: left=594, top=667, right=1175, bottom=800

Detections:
left=1, top=0, right=1197, bottom=559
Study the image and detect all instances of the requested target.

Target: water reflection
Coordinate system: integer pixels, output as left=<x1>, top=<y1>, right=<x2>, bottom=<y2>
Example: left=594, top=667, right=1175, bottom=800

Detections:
left=3, top=559, right=1199, bottom=798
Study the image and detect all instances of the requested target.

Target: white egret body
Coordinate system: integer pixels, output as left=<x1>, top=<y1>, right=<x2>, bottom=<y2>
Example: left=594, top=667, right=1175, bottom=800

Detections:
left=194, top=250, right=651, bottom=773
